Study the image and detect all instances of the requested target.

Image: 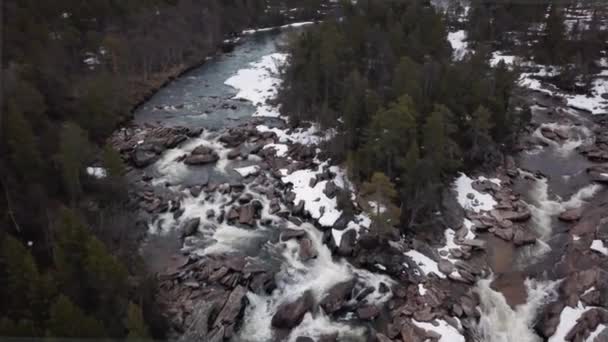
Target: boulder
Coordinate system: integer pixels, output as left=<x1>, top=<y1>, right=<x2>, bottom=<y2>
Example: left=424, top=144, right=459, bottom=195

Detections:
left=133, top=149, right=159, bottom=168
left=271, top=291, right=315, bottom=329
left=319, top=279, right=355, bottom=314
left=559, top=208, right=583, bottom=222
left=238, top=205, right=255, bottom=226
left=299, top=238, right=317, bottom=261
left=165, top=134, right=187, bottom=148
left=269, top=199, right=281, bottom=214
left=337, top=229, right=357, bottom=256
left=438, top=259, right=455, bottom=275
left=513, top=229, right=537, bottom=246
left=184, top=146, right=219, bottom=165
left=494, top=228, right=514, bottom=241
left=324, top=181, right=338, bottom=198
left=213, top=285, right=248, bottom=327
left=181, top=218, right=201, bottom=238
left=280, top=228, right=306, bottom=241
left=357, top=305, right=380, bottom=320
left=292, top=200, right=306, bottom=216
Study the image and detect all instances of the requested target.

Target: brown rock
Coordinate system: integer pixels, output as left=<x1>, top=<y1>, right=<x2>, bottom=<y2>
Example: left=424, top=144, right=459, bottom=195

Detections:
left=357, top=305, right=380, bottom=320
left=559, top=208, right=583, bottom=222
left=271, top=291, right=314, bottom=329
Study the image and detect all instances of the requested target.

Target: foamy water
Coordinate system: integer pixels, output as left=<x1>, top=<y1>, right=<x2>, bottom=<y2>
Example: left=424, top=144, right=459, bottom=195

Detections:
left=474, top=277, right=559, bottom=342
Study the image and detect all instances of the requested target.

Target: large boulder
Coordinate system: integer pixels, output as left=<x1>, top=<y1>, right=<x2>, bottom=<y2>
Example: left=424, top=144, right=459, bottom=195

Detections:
left=184, top=145, right=219, bottom=165
left=337, top=229, right=357, bottom=256
left=213, top=285, right=248, bottom=327
left=133, top=149, right=159, bottom=168
left=238, top=205, right=255, bottom=226
left=559, top=208, right=583, bottom=222
left=271, top=291, right=315, bottom=329
left=319, top=280, right=355, bottom=314
left=181, top=218, right=201, bottom=238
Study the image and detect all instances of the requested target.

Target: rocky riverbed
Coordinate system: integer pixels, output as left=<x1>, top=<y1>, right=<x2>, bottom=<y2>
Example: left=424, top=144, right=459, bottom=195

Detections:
left=102, top=23, right=608, bottom=342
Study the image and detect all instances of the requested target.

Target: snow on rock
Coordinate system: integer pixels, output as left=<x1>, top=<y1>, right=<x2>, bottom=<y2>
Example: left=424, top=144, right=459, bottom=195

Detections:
left=225, top=53, right=287, bottom=117
left=413, top=319, right=465, bottom=342
left=448, top=30, right=469, bottom=61
left=566, top=78, right=608, bottom=115
left=590, top=240, right=608, bottom=256
left=453, top=173, right=497, bottom=212
left=404, top=250, right=446, bottom=279
left=234, top=165, right=260, bottom=177
left=549, top=302, right=595, bottom=342
left=86, top=167, right=107, bottom=179
left=490, top=52, right=517, bottom=67
left=263, top=143, right=289, bottom=157
left=257, top=123, right=336, bottom=146
left=281, top=166, right=342, bottom=227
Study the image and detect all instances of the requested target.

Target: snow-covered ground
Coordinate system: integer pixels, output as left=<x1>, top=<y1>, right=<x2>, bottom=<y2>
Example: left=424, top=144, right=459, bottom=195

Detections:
left=225, top=53, right=287, bottom=117
left=448, top=30, right=469, bottom=61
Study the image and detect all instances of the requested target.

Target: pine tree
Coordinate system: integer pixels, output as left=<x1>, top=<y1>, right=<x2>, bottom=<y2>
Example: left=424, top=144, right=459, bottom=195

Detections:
left=58, top=122, right=91, bottom=202
left=422, top=104, right=462, bottom=178
left=361, top=172, right=400, bottom=237
left=537, top=3, right=566, bottom=65
left=126, top=302, right=150, bottom=339
left=102, top=143, right=125, bottom=179
left=467, top=105, right=495, bottom=163
left=5, top=102, right=43, bottom=181
left=46, top=295, right=105, bottom=338
left=1, top=235, right=41, bottom=318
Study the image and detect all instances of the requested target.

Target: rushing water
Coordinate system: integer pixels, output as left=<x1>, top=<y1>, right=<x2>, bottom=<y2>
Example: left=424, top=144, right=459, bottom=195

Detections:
left=473, top=93, right=603, bottom=341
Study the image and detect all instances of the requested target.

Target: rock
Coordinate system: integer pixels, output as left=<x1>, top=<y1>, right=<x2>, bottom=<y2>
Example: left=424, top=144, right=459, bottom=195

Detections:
left=165, top=134, right=187, bottom=148
left=541, top=127, right=558, bottom=141
left=491, top=208, right=531, bottom=222
left=271, top=291, right=314, bottom=329
left=494, top=227, right=514, bottom=241
left=461, top=239, right=486, bottom=249
left=299, top=238, right=317, bottom=261
left=319, top=333, right=338, bottom=342
left=295, top=337, right=314, bottom=342
left=238, top=193, right=253, bottom=204
left=280, top=228, right=306, bottom=241
left=227, top=148, right=241, bottom=160
left=513, top=229, right=536, bottom=246
left=238, top=205, right=255, bottom=226
left=293, top=200, right=305, bottom=216
left=337, top=229, right=357, bottom=256
left=379, top=282, right=389, bottom=294
left=269, top=199, right=281, bottom=214
left=190, top=186, right=202, bottom=197
left=375, top=333, right=393, bottom=342
left=227, top=208, right=239, bottom=221
left=133, top=149, right=159, bottom=168
left=320, top=279, right=355, bottom=314
left=324, top=181, right=338, bottom=198
left=559, top=208, right=583, bottom=222
left=184, top=146, right=219, bottom=165
left=357, top=305, right=380, bottom=320
left=438, top=259, right=455, bottom=275
left=213, top=285, right=248, bottom=327
left=181, top=218, right=200, bottom=238
left=413, top=306, right=434, bottom=322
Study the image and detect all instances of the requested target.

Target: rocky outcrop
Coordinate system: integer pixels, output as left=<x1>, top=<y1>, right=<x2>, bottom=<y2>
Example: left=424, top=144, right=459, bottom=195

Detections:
left=184, top=145, right=219, bottom=165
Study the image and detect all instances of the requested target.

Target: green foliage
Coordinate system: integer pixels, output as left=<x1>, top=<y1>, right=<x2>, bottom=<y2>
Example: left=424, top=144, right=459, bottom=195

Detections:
left=58, top=122, right=92, bottom=202
left=46, top=295, right=105, bottom=338
left=5, top=103, right=44, bottom=181
left=103, top=144, right=126, bottom=179
left=361, top=172, right=400, bottom=237
left=126, top=302, right=151, bottom=339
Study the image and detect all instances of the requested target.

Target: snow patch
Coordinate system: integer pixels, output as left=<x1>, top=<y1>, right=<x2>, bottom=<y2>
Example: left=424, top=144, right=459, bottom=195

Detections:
left=448, top=30, right=469, bottom=61
left=590, top=240, right=608, bottom=256
left=413, top=319, right=465, bottom=342
left=453, top=173, right=497, bottom=212
left=86, top=167, right=107, bottom=179
left=405, top=250, right=446, bottom=279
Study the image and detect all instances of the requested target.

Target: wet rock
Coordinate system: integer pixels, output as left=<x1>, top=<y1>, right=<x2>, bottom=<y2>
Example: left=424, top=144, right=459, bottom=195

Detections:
left=269, top=198, right=281, bottom=214
left=238, top=193, right=253, bottom=204
left=206, top=209, right=215, bottom=218
left=190, top=186, right=202, bottom=197
left=491, top=207, right=531, bottom=222
left=357, top=305, right=380, bottom=320
left=541, top=127, right=558, bottom=141
left=337, top=229, right=357, bottom=256
left=271, top=291, right=314, bottom=329
left=295, top=337, right=314, bottom=342
left=438, top=259, right=455, bottom=275
left=213, top=285, right=248, bottom=327
left=320, top=279, right=355, bottom=314
left=181, top=218, right=200, bottom=238
left=184, top=145, right=219, bottom=165
left=318, top=333, right=338, bottom=342
left=379, top=282, right=390, bottom=294
left=559, top=208, right=583, bottom=222
left=375, top=333, right=393, bottom=342
left=227, top=208, right=239, bottom=221
left=165, top=134, right=187, bottom=148
left=227, top=148, right=241, bottom=160
left=133, top=149, right=159, bottom=168
left=535, top=301, right=566, bottom=338
left=513, top=229, right=536, bottom=246
left=238, top=205, right=255, bottom=226
left=413, top=306, right=434, bottom=322
left=280, top=228, right=306, bottom=241
left=587, top=165, right=608, bottom=183
left=299, top=238, right=317, bottom=261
